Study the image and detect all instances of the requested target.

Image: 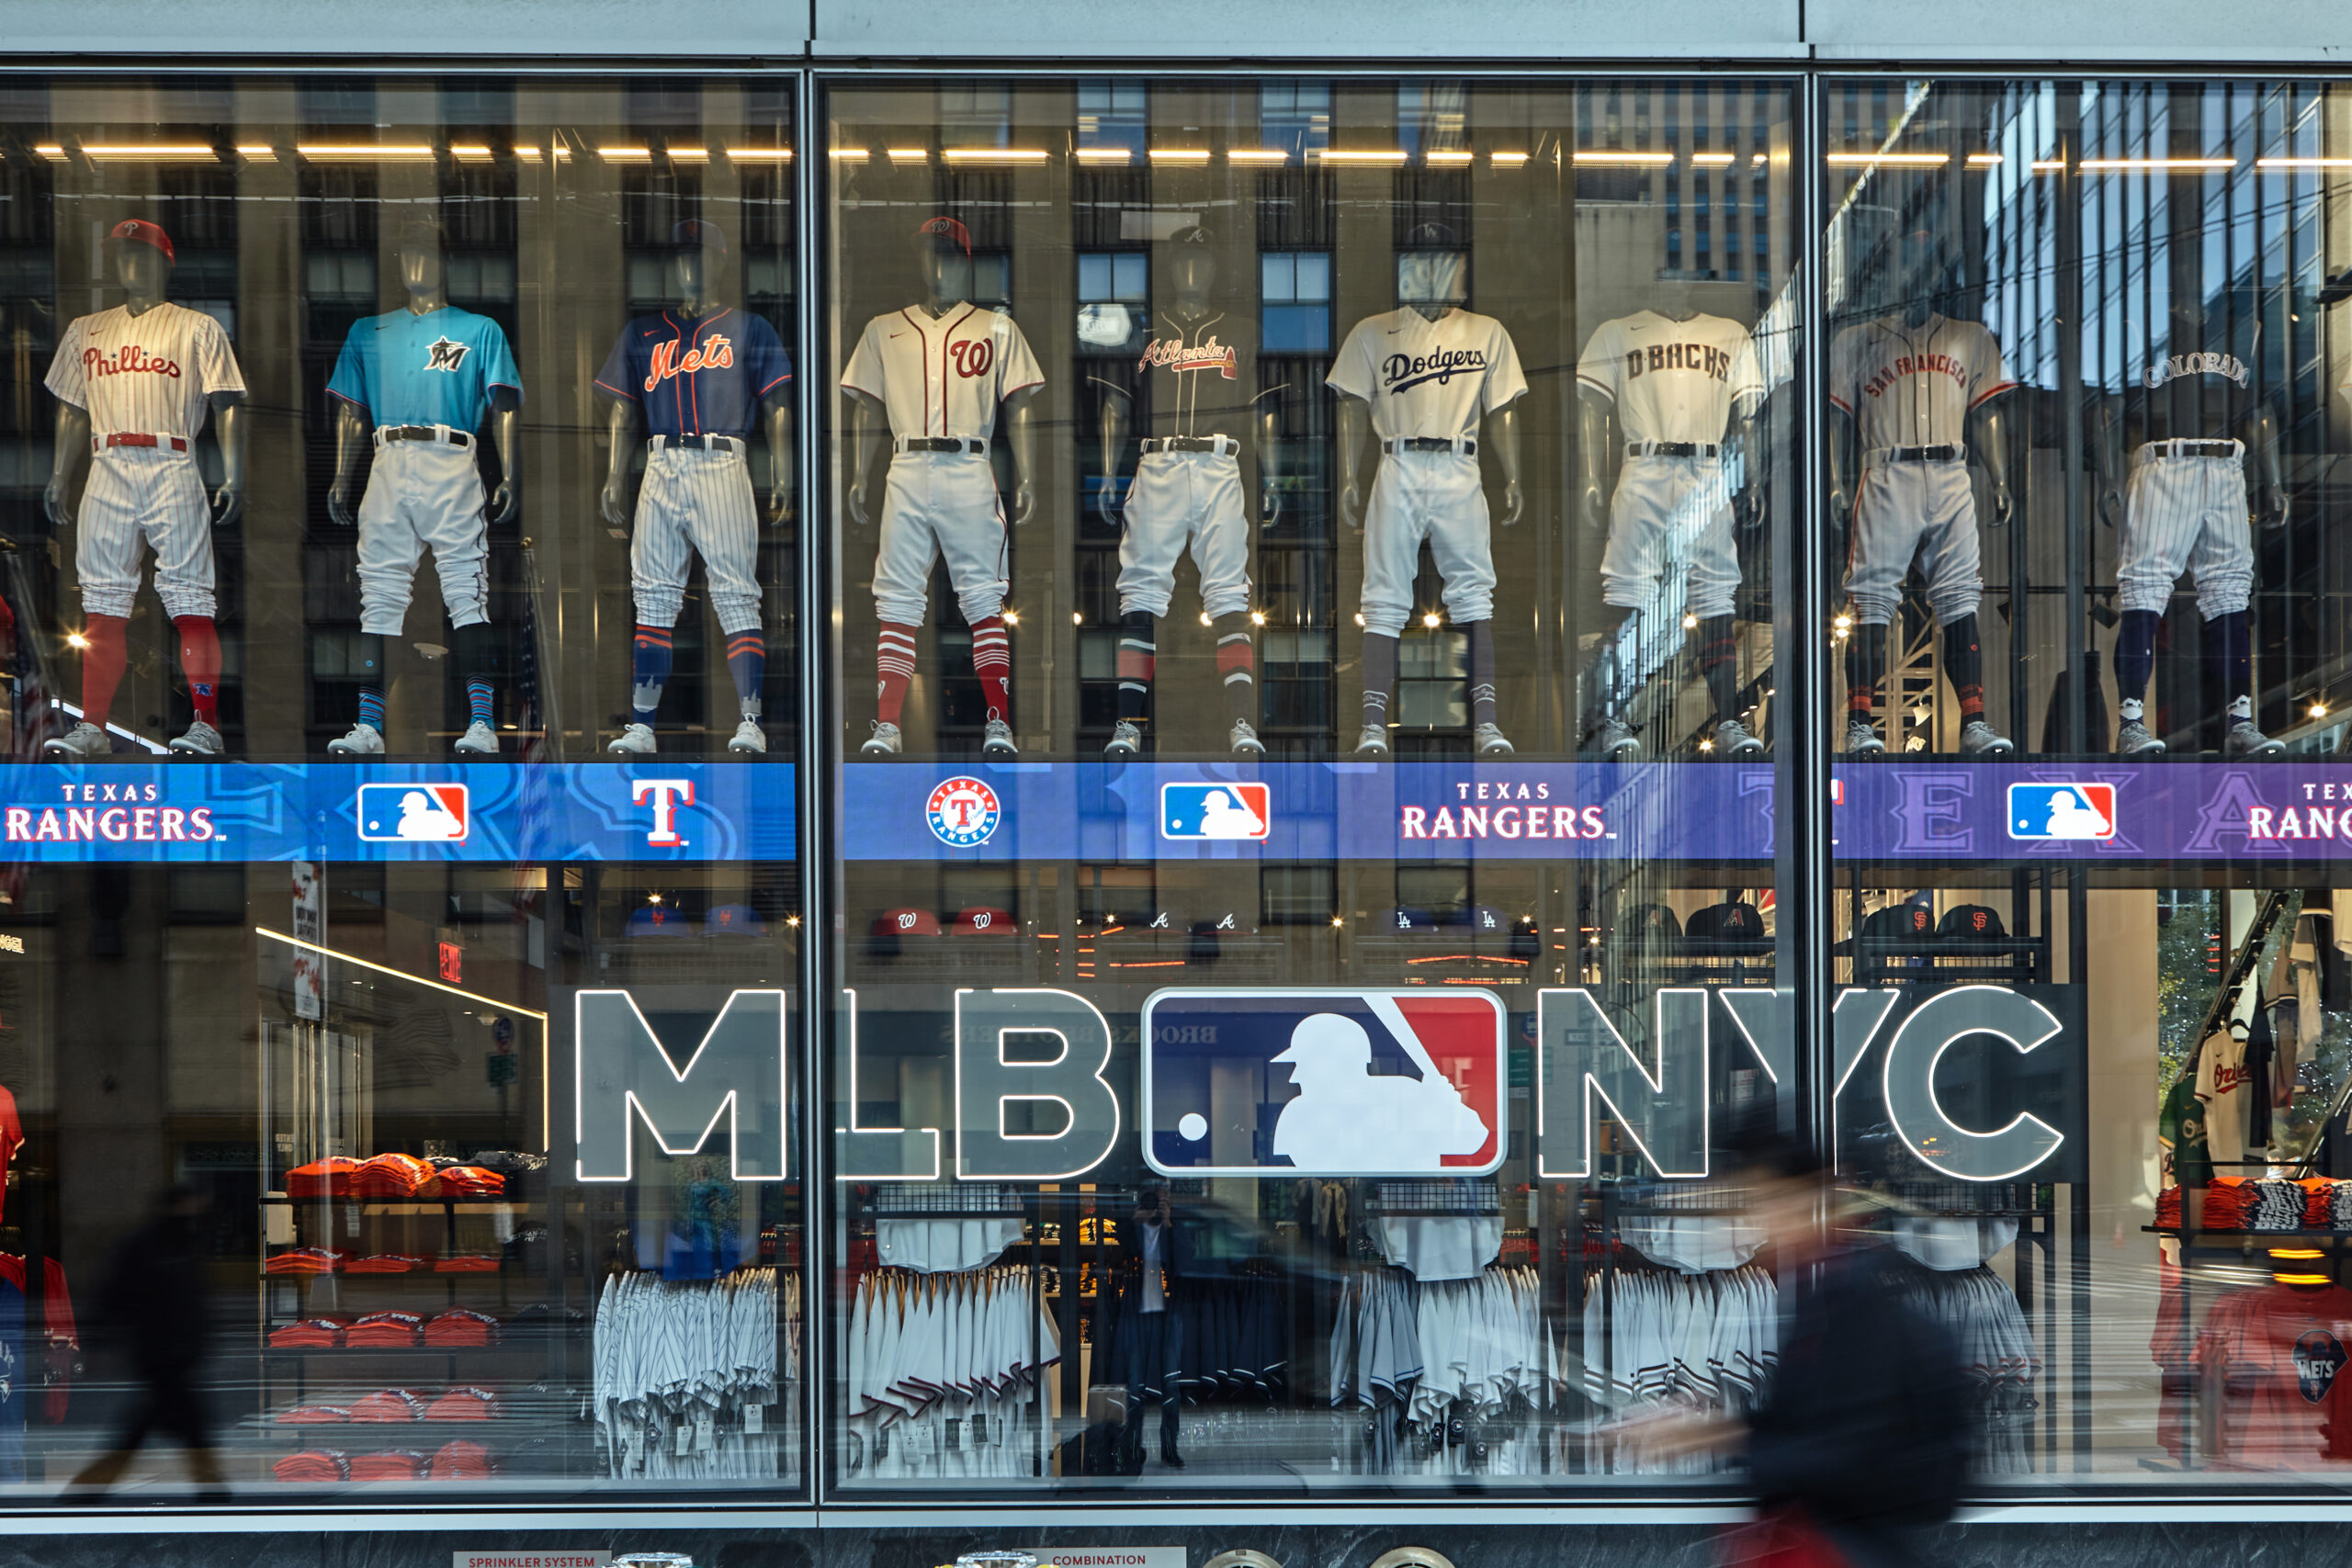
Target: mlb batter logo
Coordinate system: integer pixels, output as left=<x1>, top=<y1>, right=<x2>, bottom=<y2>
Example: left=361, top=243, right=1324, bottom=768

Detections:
left=1161, top=782, right=1271, bottom=841
left=356, top=784, right=469, bottom=843
left=927, top=775, right=1001, bottom=848
left=2007, top=783, right=2116, bottom=841
left=1140, top=987, right=1505, bottom=1177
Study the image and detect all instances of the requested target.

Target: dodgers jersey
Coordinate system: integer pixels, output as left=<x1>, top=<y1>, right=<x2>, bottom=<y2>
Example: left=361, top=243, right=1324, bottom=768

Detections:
left=1089, top=310, right=1288, bottom=441
left=326, top=305, right=524, bottom=431
left=1327, top=307, right=1528, bottom=443
left=1575, top=310, right=1764, bottom=445
left=1828, top=312, right=2013, bottom=450
left=841, top=303, right=1045, bottom=442
left=594, top=307, right=792, bottom=441
left=45, top=302, right=244, bottom=439
left=2134, top=315, right=2262, bottom=446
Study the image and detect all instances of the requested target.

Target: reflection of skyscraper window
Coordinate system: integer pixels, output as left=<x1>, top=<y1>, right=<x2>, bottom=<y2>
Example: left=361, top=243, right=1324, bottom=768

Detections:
left=1397, top=81, right=1466, bottom=159
left=1260, top=252, right=1330, bottom=354
left=1259, top=81, right=1330, bottom=160
left=1076, top=80, right=1147, bottom=158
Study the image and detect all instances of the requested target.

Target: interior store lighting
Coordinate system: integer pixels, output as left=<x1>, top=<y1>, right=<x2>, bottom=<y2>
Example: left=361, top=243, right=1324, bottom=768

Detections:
left=36, top=142, right=219, bottom=161
left=1148, top=148, right=1212, bottom=164
left=1075, top=147, right=1131, bottom=164
left=1227, top=149, right=1290, bottom=164
left=1575, top=150, right=1674, bottom=166
left=1826, top=152, right=1951, bottom=166
left=1317, top=149, right=1410, bottom=164
left=1691, top=152, right=1736, bottom=167
left=943, top=147, right=1049, bottom=164
left=295, top=143, right=440, bottom=161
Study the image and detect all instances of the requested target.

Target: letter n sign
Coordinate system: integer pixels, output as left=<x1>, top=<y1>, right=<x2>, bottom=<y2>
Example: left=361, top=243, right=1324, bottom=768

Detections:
left=575, top=989, right=789, bottom=1180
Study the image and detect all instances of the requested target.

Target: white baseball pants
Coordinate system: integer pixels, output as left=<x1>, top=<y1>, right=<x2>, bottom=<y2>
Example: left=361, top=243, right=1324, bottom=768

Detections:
left=1844, top=455, right=1982, bottom=626
left=871, top=450, right=1007, bottom=627
left=356, top=440, right=489, bottom=635
left=2118, top=449, right=2253, bottom=618
left=1360, top=450, right=1493, bottom=637
left=632, top=442, right=762, bottom=634
left=1117, top=449, right=1251, bottom=620
left=1599, top=453, right=1738, bottom=621
left=76, top=446, right=214, bottom=620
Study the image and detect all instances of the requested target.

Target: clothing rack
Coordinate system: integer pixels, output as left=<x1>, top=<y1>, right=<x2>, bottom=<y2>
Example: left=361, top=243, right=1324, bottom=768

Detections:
left=867, top=1184, right=1025, bottom=1216
left=1367, top=1179, right=1503, bottom=1217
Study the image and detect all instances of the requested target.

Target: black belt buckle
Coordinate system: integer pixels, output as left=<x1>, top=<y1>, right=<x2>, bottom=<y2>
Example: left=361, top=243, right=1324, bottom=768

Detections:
left=1893, top=443, right=1958, bottom=462
left=1401, top=437, right=1453, bottom=453
left=1651, top=442, right=1701, bottom=458
left=906, top=437, right=970, bottom=454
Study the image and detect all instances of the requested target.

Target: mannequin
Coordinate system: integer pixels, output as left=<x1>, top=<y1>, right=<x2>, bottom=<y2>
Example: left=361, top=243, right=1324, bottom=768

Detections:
left=1330, top=227, right=1525, bottom=757
left=2095, top=293, right=2287, bottom=757
left=324, top=217, right=524, bottom=757
left=842, top=216, right=1043, bottom=760
left=40, top=220, right=246, bottom=760
left=597, top=219, right=793, bottom=757
left=1827, top=223, right=2016, bottom=757
left=1092, top=223, right=1282, bottom=757
left=1571, top=274, right=1767, bottom=761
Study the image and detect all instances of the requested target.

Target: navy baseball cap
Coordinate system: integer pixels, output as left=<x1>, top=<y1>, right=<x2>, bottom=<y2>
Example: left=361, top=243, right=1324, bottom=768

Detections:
left=673, top=218, right=728, bottom=255
left=1168, top=223, right=1216, bottom=246
left=913, top=215, right=972, bottom=256
left=1403, top=220, right=1461, bottom=250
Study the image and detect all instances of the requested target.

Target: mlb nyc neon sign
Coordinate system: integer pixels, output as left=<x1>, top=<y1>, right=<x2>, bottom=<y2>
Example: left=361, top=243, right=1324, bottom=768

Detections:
left=574, top=988, right=790, bottom=1180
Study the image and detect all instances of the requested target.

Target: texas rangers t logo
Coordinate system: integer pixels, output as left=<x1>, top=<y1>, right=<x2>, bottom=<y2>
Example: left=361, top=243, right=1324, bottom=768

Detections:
left=927, top=776, right=1001, bottom=847
left=424, top=336, right=472, bottom=373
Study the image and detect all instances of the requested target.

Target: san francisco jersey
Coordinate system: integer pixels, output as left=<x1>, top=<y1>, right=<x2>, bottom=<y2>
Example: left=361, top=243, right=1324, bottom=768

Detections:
left=1327, top=307, right=1528, bottom=444
left=45, top=302, right=244, bottom=439
left=2135, top=314, right=2262, bottom=446
left=1576, top=310, right=1764, bottom=445
left=840, top=303, right=1045, bottom=442
left=1089, top=310, right=1288, bottom=442
left=1828, top=312, right=2013, bottom=450
left=326, top=305, right=524, bottom=431
left=594, top=307, right=793, bottom=441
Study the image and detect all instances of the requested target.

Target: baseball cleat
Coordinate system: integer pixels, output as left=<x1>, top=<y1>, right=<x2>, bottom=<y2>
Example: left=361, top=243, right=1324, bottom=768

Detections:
left=1104, top=720, right=1142, bottom=759
left=1228, top=719, right=1265, bottom=757
left=728, top=719, right=766, bottom=754
left=1594, top=719, right=1642, bottom=761
left=607, top=723, right=657, bottom=755
left=168, top=720, right=223, bottom=757
left=327, top=722, right=384, bottom=756
left=860, top=721, right=902, bottom=756
left=454, top=720, right=500, bottom=756
left=2225, top=721, right=2285, bottom=758
left=1958, top=720, right=2015, bottom=757
left=1354, top=724, right=1392, bottom=757
left=1845, top=717, right=1886, bottom=756
left=1474, top=722, right=1514, bottom=757
left=1712, top=718, right=1765, bottom=757
left=2115, top=719, right=2165, bottom=757
left=981, top=718, right=1018, bottom=759
left=43, top=721, right=110, bottom=761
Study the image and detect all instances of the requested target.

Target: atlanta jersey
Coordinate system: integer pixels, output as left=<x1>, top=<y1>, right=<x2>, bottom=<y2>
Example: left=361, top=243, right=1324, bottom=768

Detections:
left=1327, top=307, right=1528, bottom=443
left=1577, top=310, right=1764, bottom=445
left=327, top=305, right=524, bottom=431
left=45, top=302, right=244, bottom=438
left=841, top=303, right=1045, bottom=441
left=1828, top=312, right=2013, bottom=449
left=594, top=307, right=792, bottom=441
left=1091, top=310, right=1287, bottom=441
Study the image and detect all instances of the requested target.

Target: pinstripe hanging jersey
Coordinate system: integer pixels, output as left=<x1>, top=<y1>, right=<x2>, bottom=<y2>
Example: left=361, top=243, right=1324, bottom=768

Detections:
left=44, top=303, right=244, bottom=438
left=595, top=307, right=792, bottom=441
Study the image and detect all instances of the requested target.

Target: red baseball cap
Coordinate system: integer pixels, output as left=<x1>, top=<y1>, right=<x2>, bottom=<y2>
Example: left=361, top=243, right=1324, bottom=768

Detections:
left=913, top=215, right=972, bottom=257
left=107, top=219, right=175, bottom=264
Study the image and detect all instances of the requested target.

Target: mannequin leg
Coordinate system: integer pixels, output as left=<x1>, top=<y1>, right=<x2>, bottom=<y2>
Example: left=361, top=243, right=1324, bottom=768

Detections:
left=1116, top=611, right=1156, bottom=730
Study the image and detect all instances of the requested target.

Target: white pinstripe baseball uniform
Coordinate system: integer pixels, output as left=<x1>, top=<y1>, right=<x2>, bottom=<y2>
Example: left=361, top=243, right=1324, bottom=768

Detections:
left=1327, top=307, right=1527, bottom=638
left=1830, top=312, right=2012, bottom=626
left=1576, top=310, right=1764, bottom=622
left=596, top=307, right=792, bottom=635
left=44, top=302, right=244, bottom=622
left=842, top=303, right=1044, bottom=627
left=2118, top=343, right=2261, bottom=618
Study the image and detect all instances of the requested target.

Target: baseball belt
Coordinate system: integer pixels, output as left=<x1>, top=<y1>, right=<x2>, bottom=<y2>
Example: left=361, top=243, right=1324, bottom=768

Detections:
left=96, top=432, right=189, bottom=454
left=375, top=424, right=474, bottom=450
left=1870, top=443, right=1962, bottom=464
left=2135, top=438, right=2243, bottom=463
left=896, top=436, right=986, bottom=455
left=651, top=434, right=745, bottom=455
left=1141, top=435, right=1237, bottom=456
left=1626, top=441, right=1720, bottom=459
left=1382, top=435, right=1477, bottom=457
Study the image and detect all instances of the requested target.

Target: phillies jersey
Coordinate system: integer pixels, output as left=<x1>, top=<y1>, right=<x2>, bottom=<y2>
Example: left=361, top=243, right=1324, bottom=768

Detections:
left=841, top=303, right=1045, bottom=441
left=1090, top=310, right=1288, bottom=441
left=1327, top=307, right=1528, bottom=443
left=1828, top=312, right=2014, bottom=449
left=327, top=305, right=524, bottom=431
left=45, top=302, right=244, bottom=438
left=1576, top=310, right=1764, bottom=445
left=2132, top=313, right=2262, bottom=446
left=594, top=307, right=792, bottom=441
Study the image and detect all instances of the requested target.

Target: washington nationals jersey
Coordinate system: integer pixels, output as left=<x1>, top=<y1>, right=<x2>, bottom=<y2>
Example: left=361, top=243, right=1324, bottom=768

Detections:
left=326, top=305, right=524, bottom=431
left=1090, top=310, right=1287, bottom=441
left=594, top=307, right=792, bottom=441
left=1327, top=307, right=1528, bottom=443
left=44, top=303, right=244, bottom=438
left=2133, top=314, right=2262, bottom=446
left=1828, top=312, right=2014, bottom=449
left=1576, top=310, right=1763, bottom=445
left=841, top=303, right=1045, bottom=441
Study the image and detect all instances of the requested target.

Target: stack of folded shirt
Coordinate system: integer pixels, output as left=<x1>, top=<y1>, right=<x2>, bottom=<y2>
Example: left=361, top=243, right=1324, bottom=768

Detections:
left=2301, top=1179, right=2337, bottom=1228
left=277, top=1404, right=352, bottom=1424
left=269, top=1318, right=348, bottom=1349
left=350, top=1153, right=437, bottom=1200
left=424, top=1309, right=500, bottom=1347
left=348, top=1388, right=429, bottom=1423
left=274, top=1450, right=348, bottom=1483
left=418, top=1166, right=506, bottom=1200
left=2202, top=1177, right=2254, bottom=1230
left=2336, top=1183, right=2352, bottom=1229
left=264, top=1248, right=345, bottom=1276
left=424, top=1386, right=499, bottom=1421
left=2156, top=1187, right=2184, bottom=1231
left=345, top=1313, right=426, bottom=1348
left=347, top=1450, right=427, bottom=1483
left=2249, top=1179, right=2310, bottom=1231
left=466, top=1151, right=546, bottom=1176
left=345, top=1254, right=430, bottom=1275
left=429, top=1438, right=493, bottom=1480
left=287, top=1157, right=364, bottom=1199
left=434, top=1255, right=501, bottom=1273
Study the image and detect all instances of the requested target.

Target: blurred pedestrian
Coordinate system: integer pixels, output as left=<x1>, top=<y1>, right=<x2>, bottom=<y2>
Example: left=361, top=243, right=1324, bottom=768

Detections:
left=66, top=1184, right=223, bottom=1495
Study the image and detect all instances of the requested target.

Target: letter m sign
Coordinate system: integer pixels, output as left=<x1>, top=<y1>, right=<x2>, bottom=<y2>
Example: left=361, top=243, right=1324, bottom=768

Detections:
left=574, top=989, right=790, bottom=1180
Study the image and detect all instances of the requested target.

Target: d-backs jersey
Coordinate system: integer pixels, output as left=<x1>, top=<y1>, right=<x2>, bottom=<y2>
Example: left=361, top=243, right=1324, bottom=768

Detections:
left=1576, top=310, right=1764, bottom=446
left=2134, top=314, right=2261, bottom=446
left=1327, top=307, right=1528, bottom=443
left=1828, top=312, right=2013, bottom=451
left=327, top=305, right=524, bottom=431
left=594, top=307, right=792, bottom=441
left=1088, top=309, right=1288, bottom=441
left=45, top=302, right=244, bottom=440
left=840, top=303, right=1045, bottom=442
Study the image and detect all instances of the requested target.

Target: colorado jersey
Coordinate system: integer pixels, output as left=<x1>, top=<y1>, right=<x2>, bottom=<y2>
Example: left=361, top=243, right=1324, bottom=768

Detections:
left=45, top=302, right=244, bottom=439
left=1327, top=307, right=1528, bottom=443
left=1828, top=312, right=2013, bottom=449
left=1576, top=310, right=1763, bottom=445
left=1090, top=310, right=1287, bottom=441
left=327, top=305, right=523, bottom=431
left=2135, top=316, right=2262, bottom=446
left=841, top=303, right=1045, bottom=442
left=594, top=307, right=792, bottom=441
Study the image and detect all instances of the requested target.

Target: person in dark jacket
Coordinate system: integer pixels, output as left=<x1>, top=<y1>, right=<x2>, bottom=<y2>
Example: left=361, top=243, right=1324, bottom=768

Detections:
left=66, top=1184, right=223, bottom=1495
left=1110, top=1186, right=1193, bottom=1472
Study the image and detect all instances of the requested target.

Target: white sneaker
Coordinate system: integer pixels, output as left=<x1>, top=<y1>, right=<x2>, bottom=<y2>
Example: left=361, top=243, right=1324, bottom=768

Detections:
left=1712, top=718, right=1765, bottom=757
left=2115, top=718, right=2165, bottom=757
left=1474, top=722, right=1514, bottom=757
left=607, top=723, right=657, bottom=755
left=43, top=721, right=109, bottom=761
left=454, top=720, right=499, bottom=756
left=1104, top=720, right=1142, bottom=759
left=1229, top=719, right=1266, bottom=757
left=860, top=721, right=902, bottom=756
left=1958, top=719, right=2015, bottom=757
left=2225, top=720, right=2285, bottom=758
left=981, top=718, right=1018, bottom=759
left=1845, top=716, right=1885, bottom=756
left=169, top=720, right=223, bottom=757
left=729, top=719, right=766, bottom=754
left=1354, top=724, right=1391, bottom=757
left=1594, top=718, right=1642, bottom=761
left=327, top=722, right=384, bottom=756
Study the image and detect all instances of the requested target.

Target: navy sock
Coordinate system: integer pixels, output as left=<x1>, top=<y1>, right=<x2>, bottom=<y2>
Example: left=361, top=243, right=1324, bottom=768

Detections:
left=2115, top=609, right=2161, bottom=720
left=726, top=630, right=765, bottom=722
left=632, top=625, right=673, bottom=726
left=2211, top=610, right=2253, bottom=722
left=356, top=633, right=388, bottom=733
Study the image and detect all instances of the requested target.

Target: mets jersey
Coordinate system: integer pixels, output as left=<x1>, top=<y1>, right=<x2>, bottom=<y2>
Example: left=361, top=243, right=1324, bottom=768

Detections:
left=1828, top=312, right=2013, bottom=450
left=1091, top=310, right=1287, bottom=441
left=1576, top=310, right=1764, bottom=445
left=841, top=303, right=1045, bottom=442
left=1327, top=307, right=1528, bottom=443
left=327, top=305, right=524, bottom=430
left=594, top=307, right=793, bottom=441
left=45, top=302, right=244, bottom=438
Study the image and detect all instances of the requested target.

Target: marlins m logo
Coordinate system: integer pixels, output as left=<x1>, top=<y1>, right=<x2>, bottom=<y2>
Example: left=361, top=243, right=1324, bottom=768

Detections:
left=574, top=989, right=789, bottom=1180
left=424, top=334, right=473, bottom=373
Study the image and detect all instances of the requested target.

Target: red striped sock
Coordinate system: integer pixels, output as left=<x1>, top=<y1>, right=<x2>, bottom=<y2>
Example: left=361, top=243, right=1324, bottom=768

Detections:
left=79, top=615, right=129, bottom=729
left=876, top=622, right=919, bottom=725
left=969, top=615, right=1012, bottom=723
left=174, top=615, right=221, bottom=724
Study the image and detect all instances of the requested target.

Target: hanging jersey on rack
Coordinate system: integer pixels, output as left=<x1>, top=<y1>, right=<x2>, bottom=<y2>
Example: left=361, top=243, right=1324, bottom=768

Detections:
left=2196, top=1280, right=2352, bottom=1470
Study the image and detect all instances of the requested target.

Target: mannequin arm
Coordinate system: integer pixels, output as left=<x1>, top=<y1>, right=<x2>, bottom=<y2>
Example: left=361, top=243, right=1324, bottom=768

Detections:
left=1097, top=389, right=1127, bottom=518
left=1002, top=387, right=1039, bottom=527
left=1259, top=403, right=1281, bottom=525
left=1336, top=395, right=1372, bottom=533
left=209, top=393, right=247, bottom=527
left=327, top=400, right=371, bottom=527
left=2245, top=400, right=2287, bottom=527
left=844, top=390, right=886, bottom=529
left=600, top=398, right=639, bottom=528
left=1574, top=389, right=1614, bottom=536
left=2091, top=397, right=2124, bottom=529
left=44, top=403, right=91, bottom=529
left=1487, top=400, right=1523, bottom=526
left=1968, top=390, right=2015, bottom=527
left=485, top=389, right=522, bottom=526
left=1728, top=394, right=1765, bottom=530
left=762, top=390, right=795, bottom=526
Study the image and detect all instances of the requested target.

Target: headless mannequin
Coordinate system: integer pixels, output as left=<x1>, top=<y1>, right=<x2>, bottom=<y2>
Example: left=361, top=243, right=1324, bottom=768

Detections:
left=45, top=241, right=244, bottom=749
left=1336, top=250, right=1522, bottom=751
